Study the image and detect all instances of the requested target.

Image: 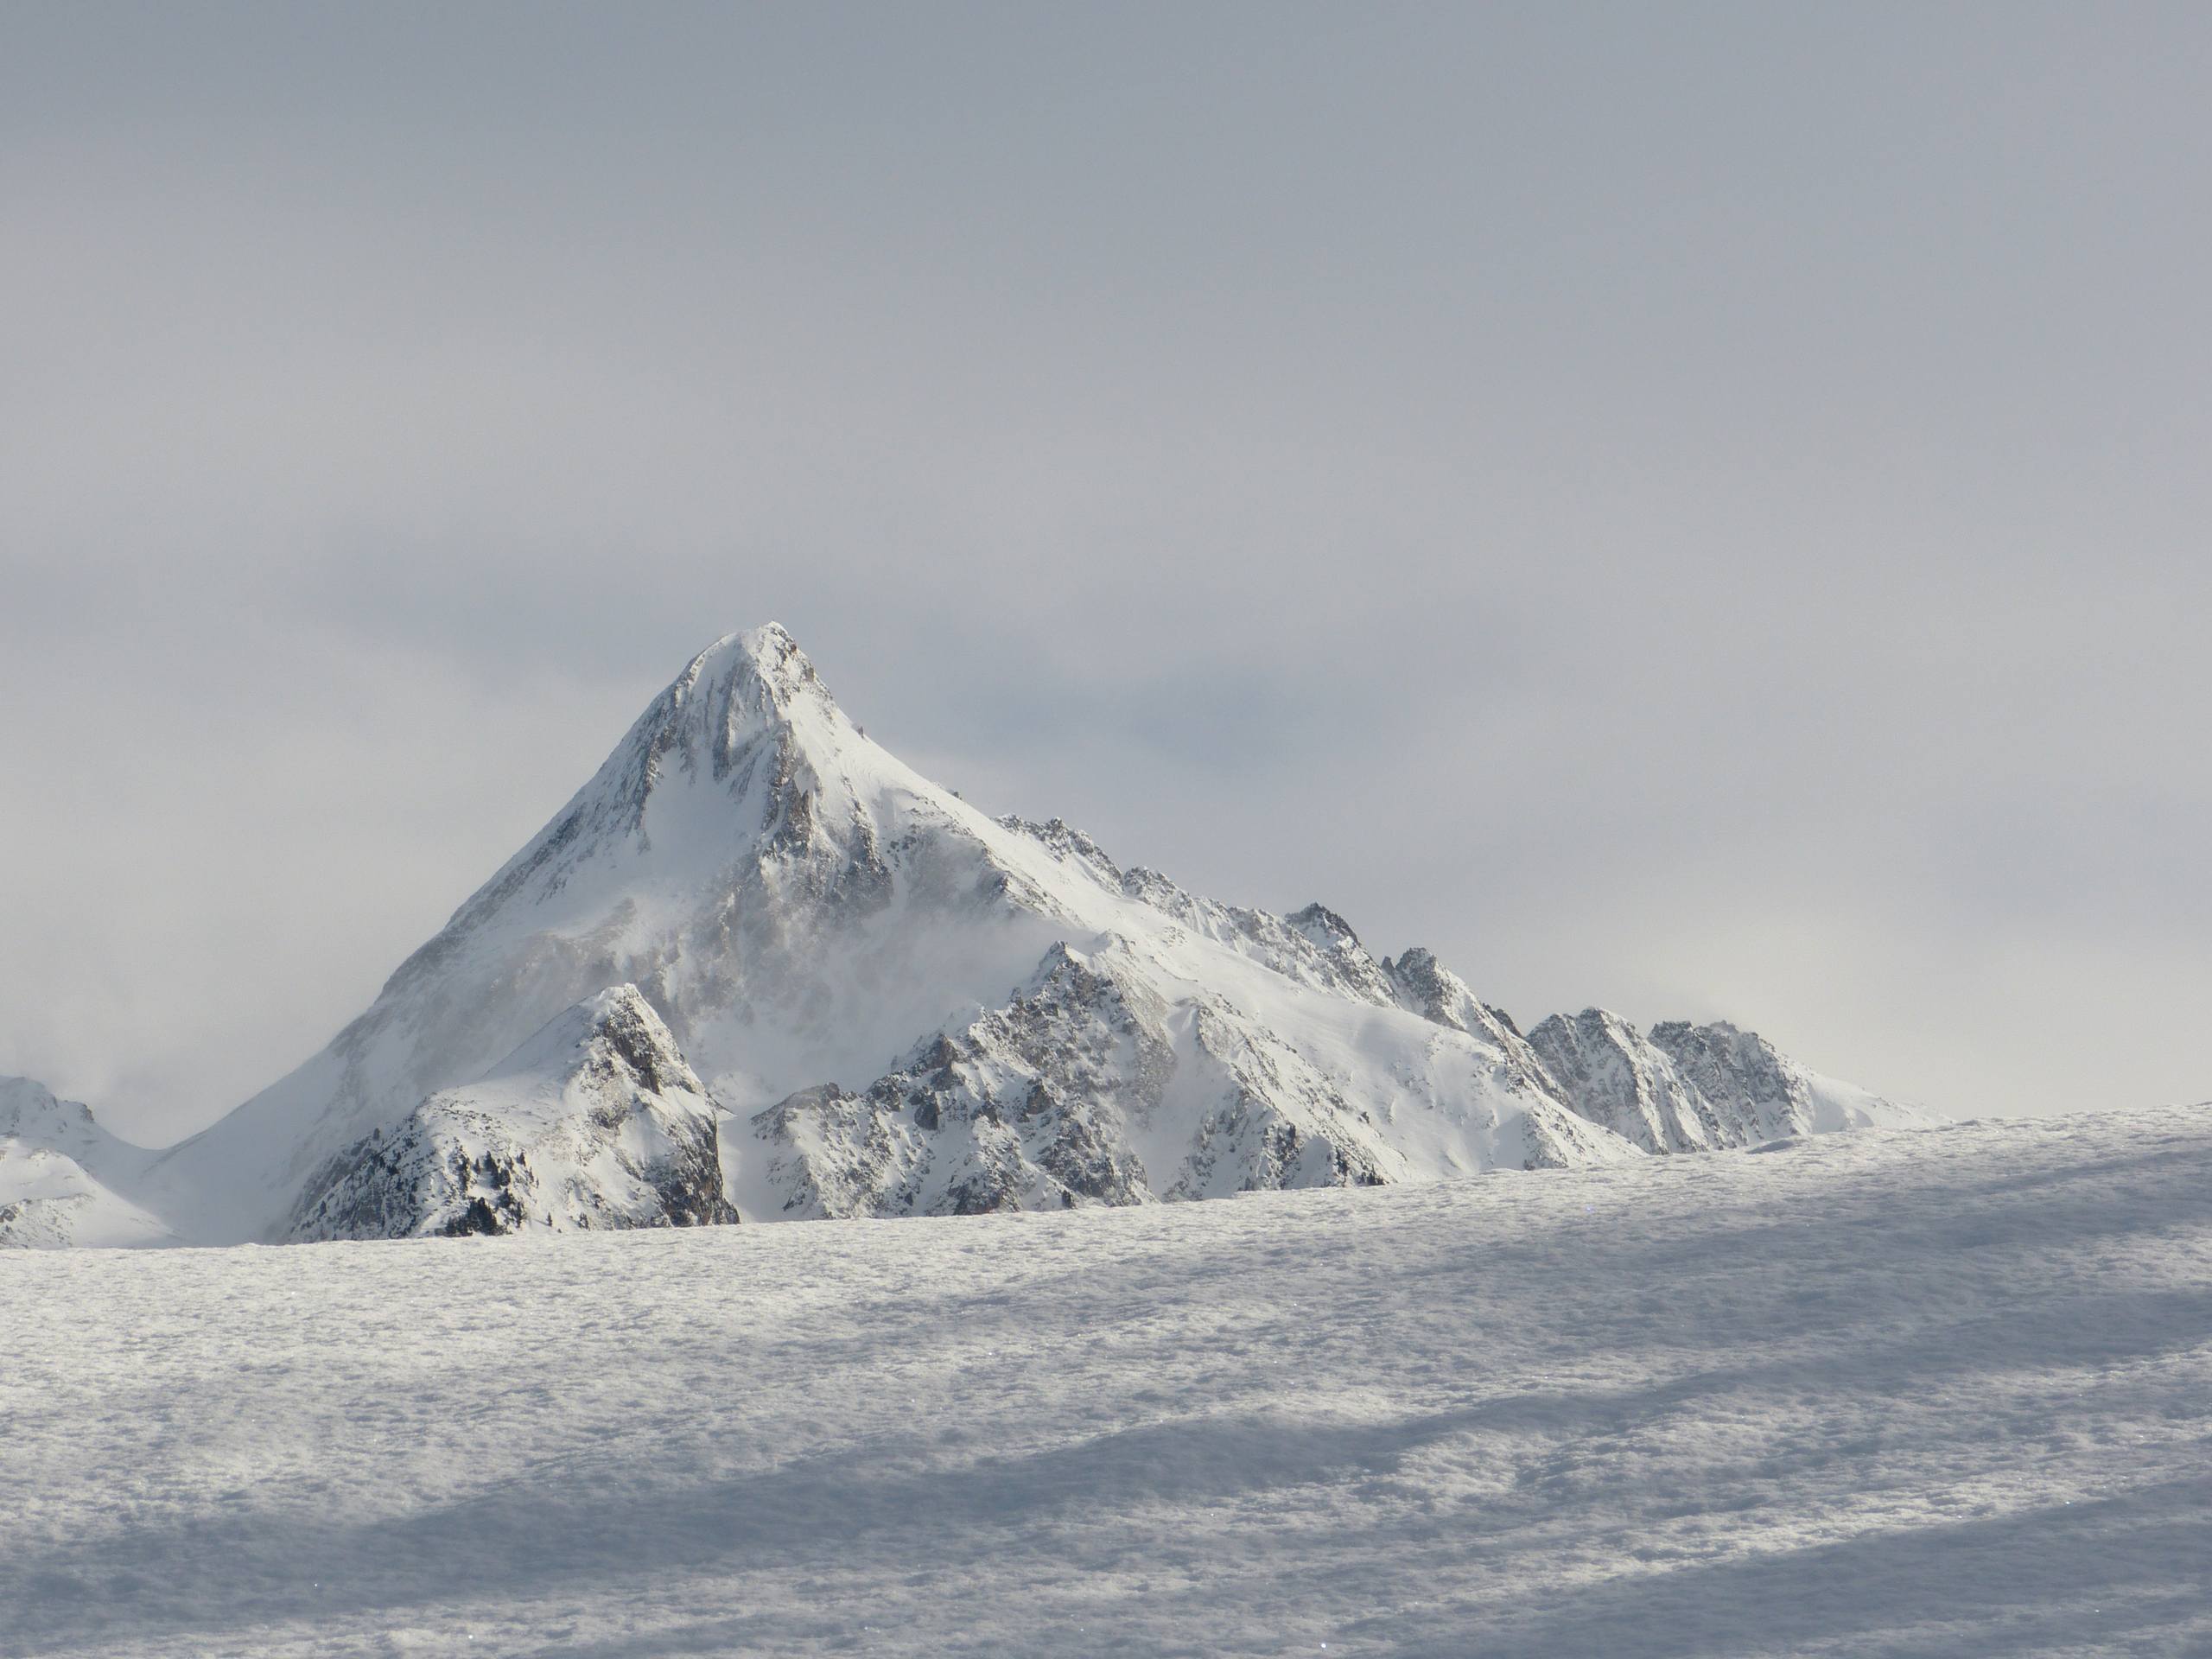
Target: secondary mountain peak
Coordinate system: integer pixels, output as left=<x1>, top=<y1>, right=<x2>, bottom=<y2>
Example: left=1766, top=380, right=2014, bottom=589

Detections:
left=289, top=983, right=734, bottom=1240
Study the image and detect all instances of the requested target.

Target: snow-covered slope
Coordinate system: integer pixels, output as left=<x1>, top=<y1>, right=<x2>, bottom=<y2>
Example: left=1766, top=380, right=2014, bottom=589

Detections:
left=6, top=1104, right=2208, bottom=1657
left=126, top=624, right=1923, bottom=1243
left=0, top=1077, right=171, bottom=1249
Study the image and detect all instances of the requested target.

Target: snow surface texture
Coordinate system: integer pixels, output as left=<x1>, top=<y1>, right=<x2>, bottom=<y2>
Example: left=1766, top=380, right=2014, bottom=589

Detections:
left=16, top=625, right=1925, bottom=1244
left=5, top=1106, right=2209, bottom=1657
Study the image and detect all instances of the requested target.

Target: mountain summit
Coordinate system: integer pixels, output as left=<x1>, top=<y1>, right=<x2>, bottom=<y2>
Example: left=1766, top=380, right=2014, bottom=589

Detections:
left=48, top=624, right=1924, bottom=1245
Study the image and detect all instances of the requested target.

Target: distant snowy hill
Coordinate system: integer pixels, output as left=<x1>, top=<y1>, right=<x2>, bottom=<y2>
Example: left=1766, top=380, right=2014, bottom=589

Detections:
left=17, top=625, right=1926, bottom=1246
left=0, top=1078, right=172, bottom=1249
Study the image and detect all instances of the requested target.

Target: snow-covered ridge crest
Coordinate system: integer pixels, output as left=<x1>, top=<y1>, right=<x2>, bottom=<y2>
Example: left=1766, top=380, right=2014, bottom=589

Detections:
left=63, top=621, right=1931, bottom=1246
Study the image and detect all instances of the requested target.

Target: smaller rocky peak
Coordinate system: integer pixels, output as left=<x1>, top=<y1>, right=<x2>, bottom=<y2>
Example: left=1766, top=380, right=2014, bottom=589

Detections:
left=1382, top=947, right=1455, bottom=1020
left=1649, top=1020, right=1797, bottom=1106
left=997, top=816, right=1123, bottom=884
left=478, top=983, right=706, bottom=1105
left=0, top=1076, right=122, bottom=1169
left=1281, top=904, right=1399, bottom=1006
left=1525, top=1007, right=1658, bottom=1091
left=1121, top=864, right=1195, bottom=913
left=1386, top=950, right=1513, bottom=1031
left=1380, top=952, right=1556, bottom=1093
left=287, top=983, right=732, bottom=1242
left=1, top=1077, right=83, bottom=1137
left=1541, top=1007, right=1643, bottom=1048
left=1524, top=1007, right=1714, bottom=1155
left=578, top=984, right=698, bottom=1098
left=1287, top=903, right=1363, bottom=953
left=1005, top=939, right=1135, bottom=1021
left=1029, top=938, right=1090, bottom=981
left=1649, top=1020, right=1776, bottom=1073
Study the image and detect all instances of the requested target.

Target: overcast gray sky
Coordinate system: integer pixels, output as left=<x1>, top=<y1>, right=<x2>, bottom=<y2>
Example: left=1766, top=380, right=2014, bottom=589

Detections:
left=3, top=2, right=2207, bottom=1144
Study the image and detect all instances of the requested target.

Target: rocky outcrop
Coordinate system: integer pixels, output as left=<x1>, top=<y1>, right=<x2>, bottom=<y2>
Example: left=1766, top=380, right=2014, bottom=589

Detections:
left=1524, top=1009, right=1926, bottom=1154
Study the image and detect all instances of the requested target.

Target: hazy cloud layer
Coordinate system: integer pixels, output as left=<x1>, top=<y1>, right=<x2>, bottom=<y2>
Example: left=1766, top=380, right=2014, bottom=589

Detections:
left=4, top=3, right=2207, bottom=1141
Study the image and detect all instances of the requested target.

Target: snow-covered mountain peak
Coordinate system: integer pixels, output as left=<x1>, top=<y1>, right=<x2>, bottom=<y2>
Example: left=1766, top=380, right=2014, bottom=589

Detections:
left=458, top=620, right=881, bottom=905
left=1538, top=1006, right=1642, bottom=1046
left=1382, top=950, right=1554, bottom=1085
left=1285, top=902, right=1360, bottom=956
left=103, top=624, right=1935, bottom=1246
left=995, top=817, right=1123, bottom=887
left=646, top=621, right=852, bottom=784
left=646, top=620, right=832, bottom=728
left=1521, top=1010, right=1929, bottom=1154
left=1648, top=1018, right=1928, bottom=1136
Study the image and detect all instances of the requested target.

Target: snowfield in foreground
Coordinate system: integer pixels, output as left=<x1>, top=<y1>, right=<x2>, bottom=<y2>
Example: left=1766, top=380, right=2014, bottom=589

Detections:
left=6, top=1107, right=2210, bottom=1659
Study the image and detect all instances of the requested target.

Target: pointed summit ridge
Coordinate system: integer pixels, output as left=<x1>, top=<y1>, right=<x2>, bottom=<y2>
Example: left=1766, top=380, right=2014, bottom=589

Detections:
left=449, top=623, right=859, bottom=922
left=637, top=622, right=846, bottom=788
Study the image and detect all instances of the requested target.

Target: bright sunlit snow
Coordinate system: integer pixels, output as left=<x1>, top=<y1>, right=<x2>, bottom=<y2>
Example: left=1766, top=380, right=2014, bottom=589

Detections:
left=7, top=1105, right=2209, bottom=1658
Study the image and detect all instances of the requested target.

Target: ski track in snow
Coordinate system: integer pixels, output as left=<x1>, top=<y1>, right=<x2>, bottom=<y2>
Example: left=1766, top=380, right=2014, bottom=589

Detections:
left=6, top=1107, right=2211, bottom=1658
